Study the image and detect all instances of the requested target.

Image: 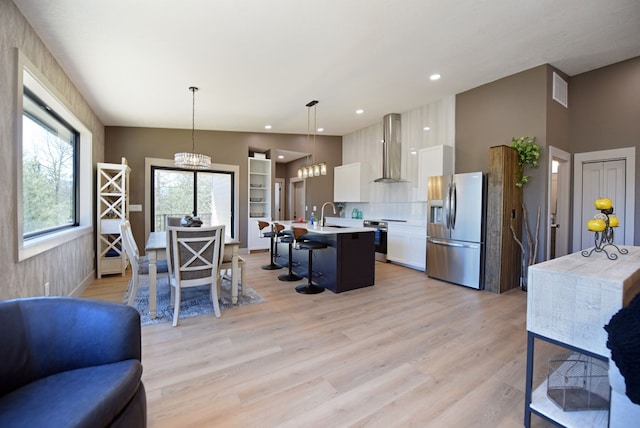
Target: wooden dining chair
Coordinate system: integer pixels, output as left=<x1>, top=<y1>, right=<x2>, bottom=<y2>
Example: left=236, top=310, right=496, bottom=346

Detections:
left=120, top=220, right=168, bottom=305
left=168, top=225, right=225, bottom=326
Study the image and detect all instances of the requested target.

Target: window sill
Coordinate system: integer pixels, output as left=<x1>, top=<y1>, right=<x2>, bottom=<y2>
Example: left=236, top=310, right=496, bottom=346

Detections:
left=18, top=225, right=93, bottom=262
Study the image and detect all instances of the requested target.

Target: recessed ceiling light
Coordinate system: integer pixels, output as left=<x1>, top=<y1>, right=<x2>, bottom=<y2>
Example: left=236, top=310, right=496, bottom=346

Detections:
left=317, top=127, right=324, bottom=132
left=264, top=125, right=272, bottom=130
left=423, top=126, right=431, bottom=131
left=429, top=74, right=441, bottom=81
left=278, top=155, right=284, bottom=159
left=410, top=148, right=417, bottom=155
left=356, top=109, right=364, bottom=115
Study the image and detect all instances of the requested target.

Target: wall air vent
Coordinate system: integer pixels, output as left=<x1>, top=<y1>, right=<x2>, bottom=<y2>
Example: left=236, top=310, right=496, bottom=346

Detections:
left=552, top=72, right=568, bottom=108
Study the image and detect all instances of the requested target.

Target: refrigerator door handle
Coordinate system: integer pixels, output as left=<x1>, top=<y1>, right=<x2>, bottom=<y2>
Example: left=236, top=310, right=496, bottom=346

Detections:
left=444, top=183, right=451, bottom=229
left=428, top=238, right=480, bottom=249
left=450, top=182, right=457, bottom=229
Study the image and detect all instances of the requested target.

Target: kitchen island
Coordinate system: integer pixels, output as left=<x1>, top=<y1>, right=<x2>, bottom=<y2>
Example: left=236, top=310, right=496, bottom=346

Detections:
left=275, top=222, right=375, bottom=293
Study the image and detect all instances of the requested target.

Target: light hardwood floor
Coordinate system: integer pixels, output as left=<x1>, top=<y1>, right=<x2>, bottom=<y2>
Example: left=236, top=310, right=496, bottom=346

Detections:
left=83, top=252, right=558, bottom=427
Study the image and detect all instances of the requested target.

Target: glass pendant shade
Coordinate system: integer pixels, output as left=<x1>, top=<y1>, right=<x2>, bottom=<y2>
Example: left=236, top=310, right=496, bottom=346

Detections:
left=174, top=151, right=211, bottom=169
left=320, top=162, right=327, bottom=175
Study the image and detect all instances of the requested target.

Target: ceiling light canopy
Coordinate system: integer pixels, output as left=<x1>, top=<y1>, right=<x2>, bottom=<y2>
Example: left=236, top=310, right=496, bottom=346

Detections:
left=174, top=86, right=211, bottom=169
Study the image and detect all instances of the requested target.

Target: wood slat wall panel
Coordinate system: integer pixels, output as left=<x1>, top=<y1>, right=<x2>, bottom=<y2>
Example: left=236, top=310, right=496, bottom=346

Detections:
left=485, top=145, right=523, bottom=293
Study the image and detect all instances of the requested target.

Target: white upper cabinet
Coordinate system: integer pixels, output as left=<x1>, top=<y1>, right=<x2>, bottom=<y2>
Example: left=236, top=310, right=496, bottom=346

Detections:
left=334, top=162, right=370, bottom=202
left=417, top=145, right=454, bottom=201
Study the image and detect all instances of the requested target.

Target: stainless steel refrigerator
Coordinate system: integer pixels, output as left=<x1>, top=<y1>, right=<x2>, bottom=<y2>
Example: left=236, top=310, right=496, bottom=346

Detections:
left=426, top=172, right=485, bottom=289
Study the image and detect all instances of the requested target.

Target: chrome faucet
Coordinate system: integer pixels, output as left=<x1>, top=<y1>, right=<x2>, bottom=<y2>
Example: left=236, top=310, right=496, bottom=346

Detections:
left=321, top=202, right=337, bottom=227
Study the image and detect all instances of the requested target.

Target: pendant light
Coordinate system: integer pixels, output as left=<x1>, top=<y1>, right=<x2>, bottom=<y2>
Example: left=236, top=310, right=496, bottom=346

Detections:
left=297, top=100, right=327, bottom=178
left=174, top=86, right=211, bottom=169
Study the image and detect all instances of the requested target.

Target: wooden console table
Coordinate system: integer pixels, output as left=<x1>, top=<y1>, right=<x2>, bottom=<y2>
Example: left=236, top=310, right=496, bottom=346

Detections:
left=524, top=246, right=640, bottom=427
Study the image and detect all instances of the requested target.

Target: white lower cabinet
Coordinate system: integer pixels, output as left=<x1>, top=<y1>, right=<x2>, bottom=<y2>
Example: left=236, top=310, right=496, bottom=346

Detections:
left=387, top=223, right=426, bottom=271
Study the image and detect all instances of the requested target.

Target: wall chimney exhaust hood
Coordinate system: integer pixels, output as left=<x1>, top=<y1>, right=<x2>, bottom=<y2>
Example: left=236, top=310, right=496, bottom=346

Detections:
left=374, top=113, right=403, bottom=182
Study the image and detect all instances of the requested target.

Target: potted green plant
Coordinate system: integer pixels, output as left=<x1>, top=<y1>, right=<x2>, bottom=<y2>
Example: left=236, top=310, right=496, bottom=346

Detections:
left=509, top=136, right=541, bottom=291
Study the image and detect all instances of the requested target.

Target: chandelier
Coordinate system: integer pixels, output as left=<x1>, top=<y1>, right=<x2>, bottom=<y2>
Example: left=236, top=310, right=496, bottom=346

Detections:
left=298, top=100, right=327, bottom=178
left=174, top=86, right=211, bottom=169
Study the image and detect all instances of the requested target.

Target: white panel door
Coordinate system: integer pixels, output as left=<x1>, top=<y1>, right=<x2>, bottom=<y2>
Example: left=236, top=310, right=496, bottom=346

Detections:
left=580, top=160, right=626, bottom=250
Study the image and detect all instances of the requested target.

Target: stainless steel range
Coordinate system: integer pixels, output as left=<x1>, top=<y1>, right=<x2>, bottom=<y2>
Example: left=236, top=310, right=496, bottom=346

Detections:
left=363, top=220, right=388, bottom=262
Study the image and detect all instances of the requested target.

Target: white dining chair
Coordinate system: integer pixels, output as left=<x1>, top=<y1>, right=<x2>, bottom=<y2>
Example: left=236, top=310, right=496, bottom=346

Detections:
left=218, top=249, right=246, bottom=297
left=165, top=217, right=183, bottom=287
left=168, top=225, right=225, bottom=326
left=120, top=220, right=169, bottom=306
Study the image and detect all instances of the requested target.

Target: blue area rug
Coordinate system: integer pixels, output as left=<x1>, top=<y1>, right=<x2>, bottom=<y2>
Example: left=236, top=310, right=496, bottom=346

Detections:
left=125, top=275, right=265, bottom=326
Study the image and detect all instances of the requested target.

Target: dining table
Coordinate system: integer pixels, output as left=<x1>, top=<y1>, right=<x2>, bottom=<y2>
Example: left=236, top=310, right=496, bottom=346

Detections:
left=144, top=231, right=241, bottom=319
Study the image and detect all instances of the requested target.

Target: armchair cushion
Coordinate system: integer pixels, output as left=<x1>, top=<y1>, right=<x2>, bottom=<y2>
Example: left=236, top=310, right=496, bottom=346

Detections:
left=0, top=297, right=145, bottom=428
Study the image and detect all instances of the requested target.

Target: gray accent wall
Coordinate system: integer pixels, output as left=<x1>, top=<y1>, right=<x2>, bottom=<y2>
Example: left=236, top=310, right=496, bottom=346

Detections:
left=1, top=1, right=105, bottom=299
left=456, top=65, right=551, bottom=263
left=456, top=58, right=640, bottom=264
left=569, top=56, right=640, bottom=245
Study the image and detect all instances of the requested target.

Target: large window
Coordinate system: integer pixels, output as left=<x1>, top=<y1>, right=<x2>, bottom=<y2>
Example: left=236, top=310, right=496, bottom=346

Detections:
left=151, top=167, right=235, bottom=237
left=17, top=53, right=92, bottom=261
left=22, top=89, right=79, bottom=238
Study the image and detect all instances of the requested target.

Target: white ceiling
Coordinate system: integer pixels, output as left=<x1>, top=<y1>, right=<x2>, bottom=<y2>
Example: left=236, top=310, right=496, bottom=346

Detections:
left=13, top=0, right=640, bottom=137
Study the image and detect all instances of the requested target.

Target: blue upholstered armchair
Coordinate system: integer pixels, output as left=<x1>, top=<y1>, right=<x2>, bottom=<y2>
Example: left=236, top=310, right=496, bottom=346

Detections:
left=0, top=297, right=146, bottom=427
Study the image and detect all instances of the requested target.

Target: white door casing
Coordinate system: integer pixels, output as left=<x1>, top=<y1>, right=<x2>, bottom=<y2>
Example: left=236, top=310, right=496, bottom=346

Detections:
left=274, top=178, right=284, bottom=221
left=547, top=146, right=571, bottom=260
left=572, top=148, right=635, bottom=252
left=289, top=178, right=305, bottom=220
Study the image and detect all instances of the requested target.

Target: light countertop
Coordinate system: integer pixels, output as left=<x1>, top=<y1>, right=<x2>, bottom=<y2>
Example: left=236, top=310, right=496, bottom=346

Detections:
left=325, top=216, right=426, bottom=227
left=277, top=220, right=373, bottom=235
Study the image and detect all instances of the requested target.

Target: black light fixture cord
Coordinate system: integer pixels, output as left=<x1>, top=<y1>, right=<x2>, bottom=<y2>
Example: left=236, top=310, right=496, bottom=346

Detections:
left=305, top=100, right=318, bottom=165
left=190, top=86, right=198, bottom=152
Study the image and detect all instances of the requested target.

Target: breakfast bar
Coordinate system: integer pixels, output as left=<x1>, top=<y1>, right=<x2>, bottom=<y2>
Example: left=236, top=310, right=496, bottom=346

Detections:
left=275, top=222, right=376, bottom=293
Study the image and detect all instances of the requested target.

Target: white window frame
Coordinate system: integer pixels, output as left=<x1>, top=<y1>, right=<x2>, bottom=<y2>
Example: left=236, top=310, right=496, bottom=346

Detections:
left=16, top=50, right=93, bottom=261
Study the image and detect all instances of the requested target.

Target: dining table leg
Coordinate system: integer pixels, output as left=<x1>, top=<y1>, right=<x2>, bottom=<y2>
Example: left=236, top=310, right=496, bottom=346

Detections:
left=231, top=244, right=239, bottom=304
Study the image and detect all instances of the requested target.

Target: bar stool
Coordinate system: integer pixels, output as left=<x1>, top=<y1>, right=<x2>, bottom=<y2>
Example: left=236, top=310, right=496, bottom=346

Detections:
left=277, top=226, right=302, bottom=282
left=291, top=227, right=327, bottom=294
left=258, top=221, right=283, bottom=270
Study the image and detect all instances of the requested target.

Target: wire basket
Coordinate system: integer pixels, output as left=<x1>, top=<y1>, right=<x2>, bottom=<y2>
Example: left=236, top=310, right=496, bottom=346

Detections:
left=547, top=352, right=609, bottom=411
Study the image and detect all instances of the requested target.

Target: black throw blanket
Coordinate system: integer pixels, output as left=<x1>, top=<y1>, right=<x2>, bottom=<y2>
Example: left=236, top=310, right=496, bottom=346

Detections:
left=605, top=292, right=640, bottom=404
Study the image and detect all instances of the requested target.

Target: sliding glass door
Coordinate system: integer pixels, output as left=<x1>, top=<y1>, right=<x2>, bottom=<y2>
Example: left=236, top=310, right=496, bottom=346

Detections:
left=151, top=166, right=234, bottom=237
